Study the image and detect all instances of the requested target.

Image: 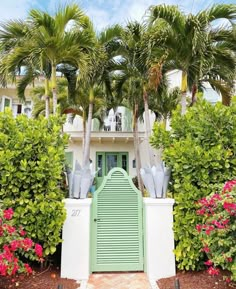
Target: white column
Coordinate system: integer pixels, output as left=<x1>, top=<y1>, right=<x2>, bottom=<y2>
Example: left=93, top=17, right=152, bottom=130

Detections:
left=143, top=198, right=176, bottom=280
left=61, top=198, right=92, bottom=280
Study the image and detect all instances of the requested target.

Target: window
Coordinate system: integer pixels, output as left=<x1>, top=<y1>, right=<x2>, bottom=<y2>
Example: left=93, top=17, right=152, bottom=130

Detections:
left=1, top=96, right=12, bottom=111
left=132, top=159, right=136, bottom=168
left=122, top=155, right=127, bottom=171
left=97, top=155, right=103, bottom=177
left=115, top=113, right=122, bottom=131
left=17, top=104, right=22, bottom=114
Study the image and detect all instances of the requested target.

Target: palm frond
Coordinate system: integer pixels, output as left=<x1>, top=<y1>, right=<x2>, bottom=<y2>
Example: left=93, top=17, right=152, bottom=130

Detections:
left=148, top=4, right=185, bottom=34
left=16, top=67, right=40, bottom=100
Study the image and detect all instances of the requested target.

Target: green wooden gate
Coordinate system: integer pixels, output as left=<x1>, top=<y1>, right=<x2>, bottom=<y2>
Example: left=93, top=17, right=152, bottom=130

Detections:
left=91, top=168, right=144, bottom=272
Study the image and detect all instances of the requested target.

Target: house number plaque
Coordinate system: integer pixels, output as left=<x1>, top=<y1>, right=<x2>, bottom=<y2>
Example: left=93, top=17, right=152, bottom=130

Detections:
left=71, top=209, right=81, bottom=217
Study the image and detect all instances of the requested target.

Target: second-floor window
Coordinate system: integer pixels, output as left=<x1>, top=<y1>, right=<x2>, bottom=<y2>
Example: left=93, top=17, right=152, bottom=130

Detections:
left=1, top=96, right=12, bottom=112
left=115, top=113, right=122, bottom=131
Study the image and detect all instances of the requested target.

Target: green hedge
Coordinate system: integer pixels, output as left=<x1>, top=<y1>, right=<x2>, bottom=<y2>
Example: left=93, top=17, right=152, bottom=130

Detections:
left=0, top=110, right=68, bottom=256
left=150, top=100, right=236, bottom=270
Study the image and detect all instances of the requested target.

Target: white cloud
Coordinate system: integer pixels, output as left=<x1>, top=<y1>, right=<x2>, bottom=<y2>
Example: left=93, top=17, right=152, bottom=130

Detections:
left=0, top=0, right=231, bottom=31
left=85, top=6, right=111, bottom=31
left=0, top=0, right=35, bottom=20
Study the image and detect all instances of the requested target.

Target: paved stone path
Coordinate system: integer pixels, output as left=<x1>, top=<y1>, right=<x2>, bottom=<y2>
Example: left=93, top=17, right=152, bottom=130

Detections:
left=86, top=273, right=152, bottom=289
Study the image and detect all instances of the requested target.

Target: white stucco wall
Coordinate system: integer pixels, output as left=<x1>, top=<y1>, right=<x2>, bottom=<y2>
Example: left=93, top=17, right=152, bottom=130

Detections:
left=61, top=198, right=92, bottom=280
left=66, top=140, right=142, bottom=178
left=144, top=198, right=176, bottom=280
left=166, top=69, right=182, bottom=89
left=61, top=197, right=176, bottom=281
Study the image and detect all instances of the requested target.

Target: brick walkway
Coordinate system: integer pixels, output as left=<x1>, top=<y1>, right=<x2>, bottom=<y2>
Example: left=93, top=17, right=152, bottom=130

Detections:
left=86, top=273, right=152, bottom=289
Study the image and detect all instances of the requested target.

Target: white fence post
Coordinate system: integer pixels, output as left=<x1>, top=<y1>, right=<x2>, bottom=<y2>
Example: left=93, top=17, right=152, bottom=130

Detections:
left=61, top=198, right=92, bottom=280
left=143, top=198, right=176, bottom=280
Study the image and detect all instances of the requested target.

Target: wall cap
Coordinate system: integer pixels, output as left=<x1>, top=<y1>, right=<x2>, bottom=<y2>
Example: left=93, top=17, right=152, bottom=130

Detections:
left=63, top=198, right=92, bottom=207
left=143, top=197, right=175, bottom=206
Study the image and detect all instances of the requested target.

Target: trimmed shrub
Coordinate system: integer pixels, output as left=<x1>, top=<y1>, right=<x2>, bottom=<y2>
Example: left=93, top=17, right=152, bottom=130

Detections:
left=0, top=110, right=67, bottom=256
left=150, top=100, right=236, bottom=270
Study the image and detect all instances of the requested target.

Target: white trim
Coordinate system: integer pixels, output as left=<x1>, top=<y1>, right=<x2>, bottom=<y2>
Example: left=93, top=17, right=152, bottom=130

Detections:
left=143, top=197, right=175, bottom=206
left=77, top=279, right=87, bottom=289
left=149, top=279, right=160, bottom=289
left=63, top=198, right=92, bottom=206
left=1, top=95, right=12, bottom=112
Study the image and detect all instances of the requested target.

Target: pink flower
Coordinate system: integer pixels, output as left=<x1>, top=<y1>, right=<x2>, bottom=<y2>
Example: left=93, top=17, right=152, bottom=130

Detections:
left=205, top=225, right=215, bottom=235
left=196, top=224, right=202, bottom=232
left=223, top=180, right=236, bottom=193
left=24, top=263, right=33, bottom=274
left=202, top=246, right=210, bottom=253
left=5, top=225, right=16, bottom=235
left=22, top=238, right=33, bottom=251
left=196, top=209, right=205, bottom=215
left=35, top=244, right=43, bottom=258
left=10, top=240, right=20, bottom=251
left=207, top=266, right=219, bottom=276
left=19, top=229, right=26, bottom=236
left=3, top=208, right=14, bottom=220
left=0, top=263, right=8, bottom=276
left=204, top=260, right=213, bottom=266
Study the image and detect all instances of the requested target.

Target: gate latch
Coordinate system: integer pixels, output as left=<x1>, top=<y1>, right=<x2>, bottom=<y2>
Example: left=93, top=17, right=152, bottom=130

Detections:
left=94, top=218, right=101, bottom=222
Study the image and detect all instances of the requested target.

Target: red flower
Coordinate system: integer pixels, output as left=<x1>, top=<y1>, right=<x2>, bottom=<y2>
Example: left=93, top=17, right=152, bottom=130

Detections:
left=22, top=238, right=33, bottom=251
left=0, top=263, right=8, bottom=276
left=4, top=224, right=16, bottom=235
left=196, top=224, right=202, bottom=232
left=24, top=263, right=33, bottom=274
left=207, top=266, right=219, bottom=276
left=19, top=229, right=26, bottom=236
left=3, top=208, right=14, bottom=220
left=223, top=180, right=236, bottom=193
left=204, top=260, right=213, bottom=266
left=10, top=240, right=20, bottom=251
left=202, top=246, right=210, bottom=253
left=35, top=244, right=43, bottom=258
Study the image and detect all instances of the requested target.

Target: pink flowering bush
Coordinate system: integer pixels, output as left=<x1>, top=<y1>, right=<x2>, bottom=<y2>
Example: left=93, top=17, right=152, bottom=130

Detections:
left=0, top=208, right=43, bottom=276
left=196, top=180, right=236, bottom=282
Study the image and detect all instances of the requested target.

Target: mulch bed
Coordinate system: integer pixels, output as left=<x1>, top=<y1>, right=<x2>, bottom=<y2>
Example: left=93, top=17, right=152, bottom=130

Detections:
left=157, top=270, right=236, bottom=289
left=0, top=265, right=79, bottom=289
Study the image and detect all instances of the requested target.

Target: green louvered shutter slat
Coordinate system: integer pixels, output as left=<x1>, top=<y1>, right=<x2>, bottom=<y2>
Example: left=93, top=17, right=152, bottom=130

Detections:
left=91, top=168, right=144, bottom=272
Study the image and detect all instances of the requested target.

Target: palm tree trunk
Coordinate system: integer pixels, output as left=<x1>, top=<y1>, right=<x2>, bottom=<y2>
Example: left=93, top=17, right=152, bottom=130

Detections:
left=163, top=117, right=167, bottom=130
left=143, top=87, right=155, bottom=166
left=191, top=83, right=197, bottom=105
left=222, top=93, right=231, bottom=106
left=83, top=87, right=94, bottom=167
left=181, top=71, right=187, bottom=115
left=82, top=110, right=86, bottom=153
left=45, top=78, right=50, bottom=118
left=133, top=103, right=144, bottom=193
left=52, top=63, right=57, bottom=115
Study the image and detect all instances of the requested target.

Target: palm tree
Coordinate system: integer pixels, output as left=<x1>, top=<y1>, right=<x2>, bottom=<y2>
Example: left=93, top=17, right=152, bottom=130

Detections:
left=150, top=77, right=181, bottom=129
left=80, top=24, right=123, bottom=167
left=0, top=4, right=95, bottom=115
left=31, top=78, right=105, bottom=151
left=115, top=73, right=145, bottom=192
left=115, top=21, right=166, bottom=167
left=148, top=4, right=236, bottom=110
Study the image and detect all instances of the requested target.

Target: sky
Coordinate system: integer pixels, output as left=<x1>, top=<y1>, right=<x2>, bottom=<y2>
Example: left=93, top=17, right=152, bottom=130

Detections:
left=0, top=0, right=235, bottom=30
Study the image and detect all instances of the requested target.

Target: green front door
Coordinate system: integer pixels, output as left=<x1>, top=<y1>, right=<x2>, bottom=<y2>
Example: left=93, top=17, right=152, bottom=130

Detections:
left=91, top=168, right=144, bottom=272
left=96, top=152, right=128, bottom=188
